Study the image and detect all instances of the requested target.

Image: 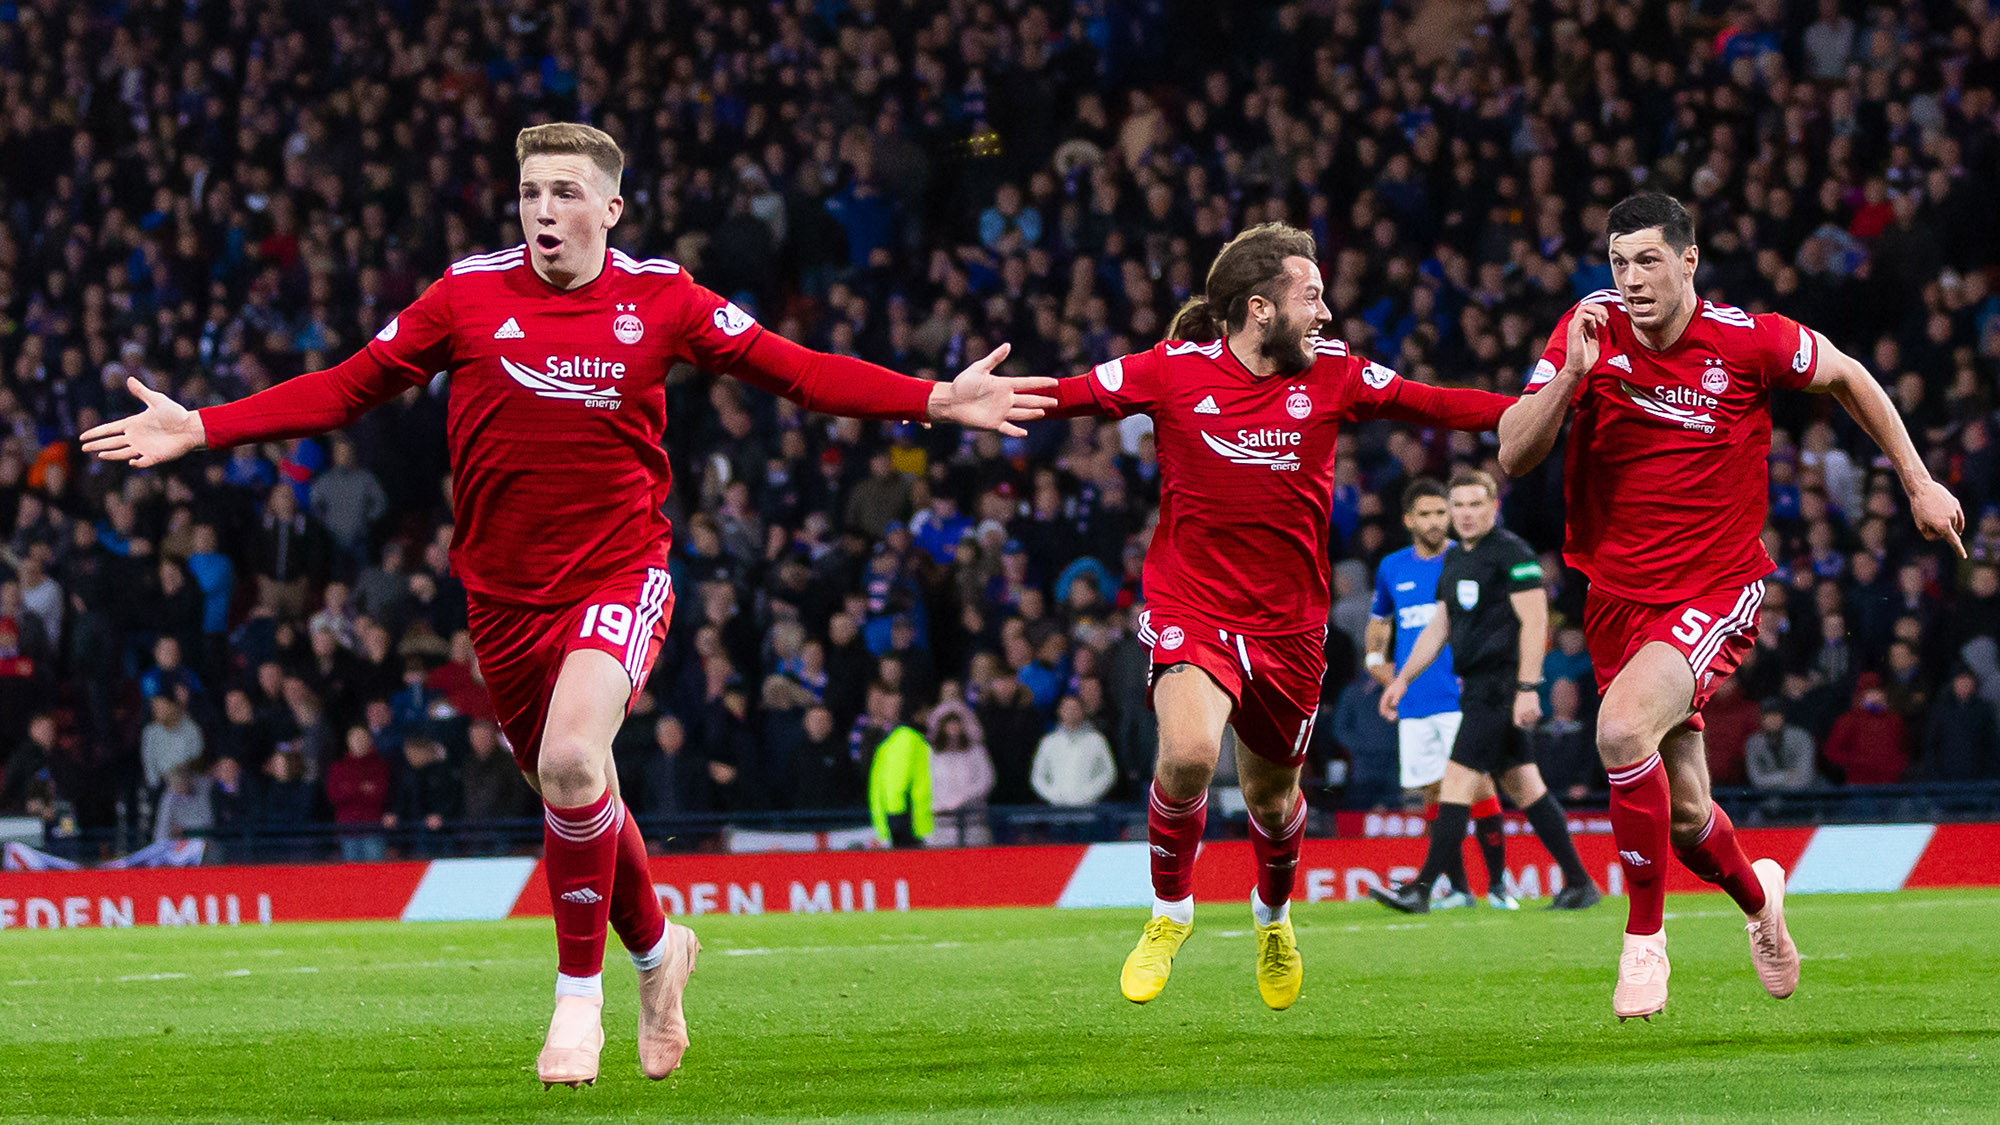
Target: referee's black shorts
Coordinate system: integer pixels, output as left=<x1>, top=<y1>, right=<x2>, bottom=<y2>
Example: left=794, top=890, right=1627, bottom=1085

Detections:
left=1448, top=676, right=1533, bottom=775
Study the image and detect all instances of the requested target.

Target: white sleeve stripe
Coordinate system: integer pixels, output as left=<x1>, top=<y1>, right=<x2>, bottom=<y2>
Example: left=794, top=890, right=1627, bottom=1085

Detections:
left=451, top=246, right=526, bottom=269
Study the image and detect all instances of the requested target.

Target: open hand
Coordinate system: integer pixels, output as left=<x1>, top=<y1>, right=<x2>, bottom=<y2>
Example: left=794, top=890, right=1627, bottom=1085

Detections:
left=79, top=377, right=205, bottom=468
left=928, top=344, right=1059, bottom=437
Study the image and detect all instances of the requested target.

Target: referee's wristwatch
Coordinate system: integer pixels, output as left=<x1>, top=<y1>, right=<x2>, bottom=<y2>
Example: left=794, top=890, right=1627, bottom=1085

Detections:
left=1516, top=680, right=1543, bottom=692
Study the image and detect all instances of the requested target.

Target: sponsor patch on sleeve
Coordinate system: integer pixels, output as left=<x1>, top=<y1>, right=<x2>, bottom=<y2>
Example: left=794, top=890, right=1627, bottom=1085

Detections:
left=1094, top=357, right=1124, bottom=393
left=375, top=316, right=399, bottom=343
left=1361, top=361, right=1396, bottom=389
left=1528, top=358, right=1556, bottom=387
left=1791, top=324, right=1814, bottom=374
left=713, top=302, right=757, bottom=337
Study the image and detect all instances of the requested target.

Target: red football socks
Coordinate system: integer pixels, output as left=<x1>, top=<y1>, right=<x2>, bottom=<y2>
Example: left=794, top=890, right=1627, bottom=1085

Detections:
left=544, top=788, right=620, bottom=984
left=1469, top=796, right=1501, bottom=819
left=1250, top=791, right=1307, bottom=912
left=1147, top=781, right=1207, bottom=902
left=1674, top=801, right=1767, bottom=916
left=1607, top=754, right=1671, bottom=935
left=609, top=801, right=669, bottom=963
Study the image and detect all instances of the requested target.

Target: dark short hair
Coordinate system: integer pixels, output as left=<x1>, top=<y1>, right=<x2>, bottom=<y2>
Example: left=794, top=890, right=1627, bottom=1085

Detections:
left=1607, top=192, right=1696, bottom=252
left=1401, top=476, right=1448, bottom=514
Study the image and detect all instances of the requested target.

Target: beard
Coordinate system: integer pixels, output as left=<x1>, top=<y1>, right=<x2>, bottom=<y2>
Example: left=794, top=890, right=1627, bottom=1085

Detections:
left=1256, top=309, right=1315, bottom=374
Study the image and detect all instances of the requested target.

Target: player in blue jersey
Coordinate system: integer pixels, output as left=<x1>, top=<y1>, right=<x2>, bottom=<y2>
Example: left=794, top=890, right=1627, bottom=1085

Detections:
left=1366, top=478, right=1514, bottom=909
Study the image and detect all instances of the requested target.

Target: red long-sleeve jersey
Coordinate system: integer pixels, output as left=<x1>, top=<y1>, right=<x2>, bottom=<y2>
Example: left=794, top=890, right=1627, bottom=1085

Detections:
left=201, top=245, right=933, bottom=608
left=1050, top=337, right=1512, bottom=634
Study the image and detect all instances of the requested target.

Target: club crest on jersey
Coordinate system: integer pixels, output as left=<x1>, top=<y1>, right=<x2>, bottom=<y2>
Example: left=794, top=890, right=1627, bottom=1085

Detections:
left=1457, top=580, right=1480, bottom=610
left=1701, top=359, right=1729, bottom=396
left=613, top=303, right=644, bottom=345
left=712, top=302, right=756, bottom=338
left=1362, top=362, right=1396, bottom=390
left=1285, top=385, right=1312, bottom=419
left=1159, top=626, right=1185, bottom=650
left=375, top=316, right=399, bottom=343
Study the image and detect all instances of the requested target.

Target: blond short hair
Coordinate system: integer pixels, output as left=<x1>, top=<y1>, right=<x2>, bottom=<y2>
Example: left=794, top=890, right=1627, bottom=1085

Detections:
left=515, top=123, right=624, bottom=193
left=1448, top=467, right=1499, bottom=499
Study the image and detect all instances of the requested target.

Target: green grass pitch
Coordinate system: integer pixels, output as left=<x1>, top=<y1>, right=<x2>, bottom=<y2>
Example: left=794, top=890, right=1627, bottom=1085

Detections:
left=4, top=889, right=1998, bottom=1123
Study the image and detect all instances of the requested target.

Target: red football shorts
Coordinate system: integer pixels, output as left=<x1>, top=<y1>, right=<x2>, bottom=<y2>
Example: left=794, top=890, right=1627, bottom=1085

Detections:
left=1582, top=579, right=1764, bottom=729
left=1137, top=607, right=1324, bottom=768
left=466, top=565, right=674, bottom=772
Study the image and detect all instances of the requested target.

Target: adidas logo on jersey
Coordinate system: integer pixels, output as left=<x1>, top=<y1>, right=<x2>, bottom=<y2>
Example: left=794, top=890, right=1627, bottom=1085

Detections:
left=1608, top=353, right=1631, bottom=372
left=558, top=888, right=604, bottom=904
left=494, top=317, right=525, bottom=340
left=1194, top=395, right=1220, bottom=415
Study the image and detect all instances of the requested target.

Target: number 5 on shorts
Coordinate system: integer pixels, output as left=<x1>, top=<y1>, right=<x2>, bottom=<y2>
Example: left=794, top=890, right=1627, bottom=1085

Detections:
left=579, top=603, right=633, bottom=646
left=1670, top=608, right=1712, bottom=646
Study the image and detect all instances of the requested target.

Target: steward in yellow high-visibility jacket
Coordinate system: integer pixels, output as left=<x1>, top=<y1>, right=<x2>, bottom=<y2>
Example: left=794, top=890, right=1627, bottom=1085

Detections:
left=868, top=725, right=933, bottom=846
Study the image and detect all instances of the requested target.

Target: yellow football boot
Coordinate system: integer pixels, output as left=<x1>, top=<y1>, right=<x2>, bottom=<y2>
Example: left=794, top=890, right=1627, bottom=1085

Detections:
left=1120, top=915, right=1193, bottom=1003
left=1254, top=916, right=1303, bottom=1010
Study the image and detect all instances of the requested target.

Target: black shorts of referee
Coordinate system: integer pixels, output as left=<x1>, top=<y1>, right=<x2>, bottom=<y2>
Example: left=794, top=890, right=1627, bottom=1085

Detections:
left=1449, top=674, right=1532, bottom=775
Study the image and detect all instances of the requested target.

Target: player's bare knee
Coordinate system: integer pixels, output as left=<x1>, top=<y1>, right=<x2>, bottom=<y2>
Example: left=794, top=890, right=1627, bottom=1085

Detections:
left=536, top=737, right=605, bottom=801
left=1241, top=782, right=1295, bottom=830
left=1595, top=714, right=1657, bottom=768
left=1152, top=742, right=1215, bottom=800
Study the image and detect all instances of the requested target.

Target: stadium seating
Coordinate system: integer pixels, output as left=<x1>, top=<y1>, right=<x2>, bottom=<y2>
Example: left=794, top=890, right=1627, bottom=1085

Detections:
left=2, top=1, right=1997, bottom=862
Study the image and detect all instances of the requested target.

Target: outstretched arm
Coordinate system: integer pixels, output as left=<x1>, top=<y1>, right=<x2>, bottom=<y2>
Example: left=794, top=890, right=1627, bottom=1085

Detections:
left=81, top=352, right=419, bottom=466
left=1365, top=379, right=1516, bottom=431
left=724, top=333, right=1055, bottom=436
left=1804, top=330, right=1965, bottom=556
left=1044, top=373, right=1119, bottom=419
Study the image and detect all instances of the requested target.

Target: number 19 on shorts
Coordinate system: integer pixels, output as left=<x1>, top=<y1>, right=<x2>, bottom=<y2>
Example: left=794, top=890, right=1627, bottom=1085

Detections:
left=579, top=602, right=635, bottom=646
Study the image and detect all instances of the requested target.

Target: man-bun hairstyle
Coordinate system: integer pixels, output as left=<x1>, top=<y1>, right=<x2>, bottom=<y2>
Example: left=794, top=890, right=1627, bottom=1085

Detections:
left=1166, top=222, right=1317, bottom=342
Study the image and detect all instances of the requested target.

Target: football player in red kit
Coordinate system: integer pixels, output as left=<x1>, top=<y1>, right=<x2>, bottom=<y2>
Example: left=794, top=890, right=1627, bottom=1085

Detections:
left=1045, top=222, right=1520, bottom=1009
left=81, top=123, right=1056, bottom=1086
left=1498, top=192, right=1965, bottom=1020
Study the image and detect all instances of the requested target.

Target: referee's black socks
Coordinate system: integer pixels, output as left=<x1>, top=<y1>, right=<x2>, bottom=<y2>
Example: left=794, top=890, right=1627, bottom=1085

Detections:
left=1522, top=793, right=1590, bottom=889
left=1416, top=802, right=1472, bottom=896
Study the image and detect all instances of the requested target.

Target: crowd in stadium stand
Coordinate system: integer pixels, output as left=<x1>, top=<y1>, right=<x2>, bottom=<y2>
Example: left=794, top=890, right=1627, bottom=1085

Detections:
left=2, top=0, right=1999, bottom=855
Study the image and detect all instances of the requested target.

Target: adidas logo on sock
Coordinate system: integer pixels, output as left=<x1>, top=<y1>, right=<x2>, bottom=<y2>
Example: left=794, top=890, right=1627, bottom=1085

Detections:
left=558, top=888, right=604, bottom=904
left=494, top=316, right=525, bottom=339
left=1194, top=394, right=1220, bottom=415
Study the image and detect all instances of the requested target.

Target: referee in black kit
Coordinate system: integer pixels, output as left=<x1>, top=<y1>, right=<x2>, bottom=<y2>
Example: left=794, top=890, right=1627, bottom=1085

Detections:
left=1370, top=469, right=1600, bottom=913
